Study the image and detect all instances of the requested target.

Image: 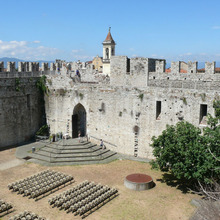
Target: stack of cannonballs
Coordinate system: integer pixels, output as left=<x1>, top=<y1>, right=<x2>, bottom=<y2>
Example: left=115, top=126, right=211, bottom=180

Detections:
left=9, top=211, right=46, bottom=220
left=0, top=199, right=13, bottom=214
left=48, top=180, right=118, bottom=217
left=8, top=169, right=73, bottom=199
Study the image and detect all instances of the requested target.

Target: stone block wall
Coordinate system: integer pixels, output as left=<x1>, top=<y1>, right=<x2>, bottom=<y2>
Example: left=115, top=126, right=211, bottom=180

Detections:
left=187, top=61, right=198, bottom=74
left=129, top=57, right=149, bottom=87
left=50, top=63, right=56, bottom=71
left=171, top=61, right=180, bottom=73
left=205, top=61, right=216, bottom=74
left=110, top=56, right=166, bottom=88
left=0, top=77, right=45, bottom=148
left=18, top=62, right=27, bottom=72
left=42, top=62, right=49, bottom=71
left=156, top=60, right=166, bottom=73
left=1, top=56, right=220, bottom=159
left=45, top=74, right=218, bottom=159
left=110, top=56, right=128, bottom=86
left=7, top=62, right=16, bottom=73
left=0, top=62, right=4, bottom=72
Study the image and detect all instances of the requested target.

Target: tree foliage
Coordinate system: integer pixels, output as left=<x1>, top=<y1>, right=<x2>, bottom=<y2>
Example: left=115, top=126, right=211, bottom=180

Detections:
left=36, top=124, right=49, bottom=136
left=151, top=100, right=220, bottom=184
left=36, top=75, right=49, bottom=95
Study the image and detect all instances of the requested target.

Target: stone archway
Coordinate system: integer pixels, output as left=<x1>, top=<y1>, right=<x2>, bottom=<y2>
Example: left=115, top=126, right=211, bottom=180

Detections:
left=72, top=103, right=86, bottom=138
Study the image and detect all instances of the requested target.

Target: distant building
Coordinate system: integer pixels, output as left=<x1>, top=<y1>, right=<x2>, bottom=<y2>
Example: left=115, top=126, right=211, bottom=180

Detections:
left=102, top=27, right=116, bottom=75
left=92, top=55, right=103, bottom=72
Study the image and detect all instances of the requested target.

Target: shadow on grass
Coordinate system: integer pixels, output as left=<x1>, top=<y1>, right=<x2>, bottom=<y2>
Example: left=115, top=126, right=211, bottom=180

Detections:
left=156, top=173, right=194, bottom=194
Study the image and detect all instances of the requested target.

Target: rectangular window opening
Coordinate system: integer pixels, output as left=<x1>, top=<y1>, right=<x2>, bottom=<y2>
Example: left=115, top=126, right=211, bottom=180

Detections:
left=126, top=58, right=130, bottom=73
left=156, top=101, right=161, bottom=120
left=200, top=104, right=207, bottom=124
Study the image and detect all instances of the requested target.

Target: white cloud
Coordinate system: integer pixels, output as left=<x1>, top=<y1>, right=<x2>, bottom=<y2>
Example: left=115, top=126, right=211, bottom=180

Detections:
left=72, top=49, right=80, bottom=53
left=212, top=26, right=220, bottom=30
left=179, top=52, right=192, bottom=57
left=131, top=54, right=138, bottom=57
left=71, top=54, right=93, bottom=61
left=168, top=52, right=220, bottom=62
left=0, top=40, right=59, bottom=60
left=151, top=54, right=157, bottom=58
left=70, top=49, right=93, bottom=61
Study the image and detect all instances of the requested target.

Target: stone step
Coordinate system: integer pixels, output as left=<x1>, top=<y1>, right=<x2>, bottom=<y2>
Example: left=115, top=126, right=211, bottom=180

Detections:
left=49, top=140, right=92, bottom=147
left=30, top=153, right=51, bottom=162
left=31, top=151, right=117, bottom=163
left=30, top=153, right=118, bottom=166
left=41, top=144, right=100, bottom=153
left=39, top=147, right=102, bottom=154
left=34, top=149, right=110, bottom=158
left=54, top=153, right=118, bottom=165
left=29, top=139, right=118, bottom=166
left=51, top=151, right=117, bottom=163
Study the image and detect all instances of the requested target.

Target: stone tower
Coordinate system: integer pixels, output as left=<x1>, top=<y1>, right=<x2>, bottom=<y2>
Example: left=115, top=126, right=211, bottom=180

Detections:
left=102, top=27, right=116, bottom=75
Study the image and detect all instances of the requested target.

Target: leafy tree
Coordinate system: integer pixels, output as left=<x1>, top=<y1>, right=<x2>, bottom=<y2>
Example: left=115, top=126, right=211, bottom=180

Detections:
left=151, top=100, right=220, bottom=184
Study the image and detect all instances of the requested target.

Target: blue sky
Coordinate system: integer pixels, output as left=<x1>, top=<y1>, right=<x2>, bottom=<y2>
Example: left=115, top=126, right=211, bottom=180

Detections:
left=1, top=0, right=220, bottom=63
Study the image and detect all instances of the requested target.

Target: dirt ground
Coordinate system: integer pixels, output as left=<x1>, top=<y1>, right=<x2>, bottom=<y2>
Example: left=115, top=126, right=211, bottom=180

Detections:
left=0, top=148, right=198, bottom=220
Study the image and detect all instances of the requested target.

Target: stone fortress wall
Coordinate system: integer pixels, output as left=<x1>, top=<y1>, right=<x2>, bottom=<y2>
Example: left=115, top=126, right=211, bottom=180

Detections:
left=43, top=56, right=220, bottom=159
left=110, top=56, right=220, bottom=89
left=0, top=60, right=103, bottom=82
left=0, top=61, right=63, bottom=148
left=0, top=76, right=44, bottom=148
left=0, top=58, right=219, bottom=158
left=0, top=60, right=105, bottom=149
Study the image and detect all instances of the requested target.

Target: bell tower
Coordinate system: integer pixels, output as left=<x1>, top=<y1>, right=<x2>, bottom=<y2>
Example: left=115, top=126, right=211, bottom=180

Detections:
left=102, top=27, right=116, bottom=75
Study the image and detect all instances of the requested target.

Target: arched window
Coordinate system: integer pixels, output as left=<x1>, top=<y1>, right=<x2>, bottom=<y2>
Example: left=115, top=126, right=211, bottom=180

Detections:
left=106, top=48, right=109, bottom=59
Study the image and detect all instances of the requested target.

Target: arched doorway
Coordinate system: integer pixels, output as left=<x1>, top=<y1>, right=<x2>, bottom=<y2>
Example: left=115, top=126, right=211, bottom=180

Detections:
left=72, top=103, right=86, bottom=138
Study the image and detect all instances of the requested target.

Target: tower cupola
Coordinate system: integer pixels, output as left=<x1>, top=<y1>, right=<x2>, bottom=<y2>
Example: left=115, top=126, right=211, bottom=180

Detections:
left=102, top=27, right=116, bottom=63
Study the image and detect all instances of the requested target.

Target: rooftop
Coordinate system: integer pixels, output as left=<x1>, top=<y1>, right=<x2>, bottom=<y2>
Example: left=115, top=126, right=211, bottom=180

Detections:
left=103, top=27, right=116, bottom=45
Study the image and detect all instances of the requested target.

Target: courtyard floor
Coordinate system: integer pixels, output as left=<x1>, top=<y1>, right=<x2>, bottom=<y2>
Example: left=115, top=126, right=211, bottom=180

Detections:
left=0, top=147, right=198, bottom=220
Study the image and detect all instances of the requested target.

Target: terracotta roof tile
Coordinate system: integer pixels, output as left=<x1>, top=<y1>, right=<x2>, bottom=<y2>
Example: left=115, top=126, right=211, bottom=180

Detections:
left=105, top=31, right=113, bottom=41
left=103, top=28, right=115, bottom=44
left=165, top=69, right=187, bottom=73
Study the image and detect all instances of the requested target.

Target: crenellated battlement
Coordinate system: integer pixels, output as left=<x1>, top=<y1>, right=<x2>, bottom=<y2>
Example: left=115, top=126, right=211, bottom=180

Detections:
left=0, top=61, right=4, bottom=72
left=169, top=61, right=216, bottom=74
left=156, top=60, right=166, bottom=73
left=7, top=62, right=16, bottom=72
left=1, top=57, right=220, bottom=91
left=110, top=56, right=220, bottom=90
left=0, top=61, right=60, bottom=78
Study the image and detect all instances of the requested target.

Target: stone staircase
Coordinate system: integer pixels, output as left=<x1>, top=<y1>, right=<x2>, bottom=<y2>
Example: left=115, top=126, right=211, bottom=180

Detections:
left=30, top=139, right=118, bottom=166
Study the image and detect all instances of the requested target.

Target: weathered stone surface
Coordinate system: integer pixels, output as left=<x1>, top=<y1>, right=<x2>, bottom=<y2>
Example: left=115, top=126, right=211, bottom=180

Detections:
left=0, top=56, right=220, bottom=160
left=0, top=77, right=44, bottom=148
